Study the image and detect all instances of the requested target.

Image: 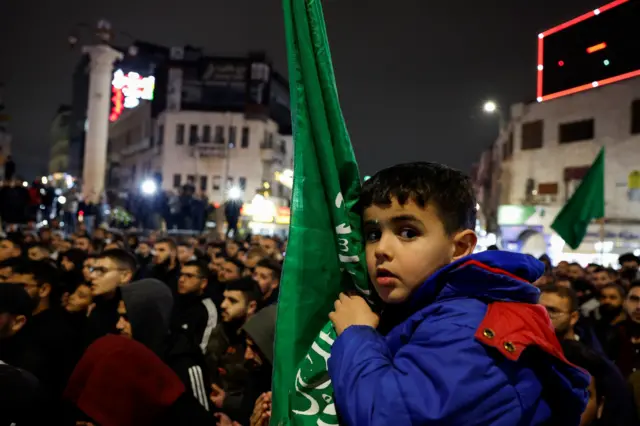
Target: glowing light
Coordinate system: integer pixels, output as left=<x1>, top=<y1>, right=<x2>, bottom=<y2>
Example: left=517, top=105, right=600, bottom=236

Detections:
left=558, top=60, right=565, bottom=67
left=41, top=176, right=48, bottom=184
left=540, top=69, right=640, bottom=102
left=22, top=181, right=28, bottom=187
left=537, top=64, right=544, bottom=71
left=110, top=69, right=155, bottom=122
left=364, top=175, right=371, bottom=181
left=58, top=196, right=67, bottom=205
left=141, top=179, right=157, bottom=195
left=594, top=8, right=601, bottom=15
left=604, top=59, right=610, bottom=66
left=586, top=42, right=607, bottom=54
left=483, top=101, right=498, bottom=113
left=592, top=81, right=599, bottom=87
left=228, top=186, right=242, bottom=200
left=537, top=97, right=543, bottom=102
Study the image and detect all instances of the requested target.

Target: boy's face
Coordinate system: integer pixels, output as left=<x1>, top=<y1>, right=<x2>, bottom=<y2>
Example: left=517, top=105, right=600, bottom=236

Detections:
left=363, top=198, right=476, bottom=304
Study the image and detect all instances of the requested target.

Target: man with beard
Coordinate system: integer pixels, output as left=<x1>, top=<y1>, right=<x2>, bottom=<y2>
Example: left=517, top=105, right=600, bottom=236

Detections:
left=594, top=283, right=627, bottom=353
left=6, top=261, right=78, bottom=417
left=152, top=238, right=180, bottom=295
left=205, top=277, right=262, bottom=413
left=611, top=282, right=640, bottom=378
left=539, top=285, right=638, bottom=425
left=214, top=304, right=277, bottom=426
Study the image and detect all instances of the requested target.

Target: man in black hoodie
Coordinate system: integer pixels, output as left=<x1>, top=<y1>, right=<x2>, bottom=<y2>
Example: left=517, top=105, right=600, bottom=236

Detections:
left=172, top=260, right=218, bottom=353
left=116, top=278, right=211, bottom=411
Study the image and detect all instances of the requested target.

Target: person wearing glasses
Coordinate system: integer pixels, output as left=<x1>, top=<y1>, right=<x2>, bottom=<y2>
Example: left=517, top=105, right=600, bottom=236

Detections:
left=172, top=260, right=217, bottom=353
left=84, top=249, right=137, bottom=346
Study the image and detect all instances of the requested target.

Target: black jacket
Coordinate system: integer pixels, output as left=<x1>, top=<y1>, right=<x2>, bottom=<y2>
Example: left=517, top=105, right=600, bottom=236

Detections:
left=171, top=294, right=218, bottom=352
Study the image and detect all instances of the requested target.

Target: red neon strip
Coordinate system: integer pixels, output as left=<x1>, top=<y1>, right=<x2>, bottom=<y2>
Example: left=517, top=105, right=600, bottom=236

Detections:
left=586, top=42, right=607, bottom=54
left=537, top=0, right=629, bottom=102
left=537, top=36, right=544, bottom=99
left=540, top=68, right=640, bottom=102
left=541, top=0, right=628, bottom=37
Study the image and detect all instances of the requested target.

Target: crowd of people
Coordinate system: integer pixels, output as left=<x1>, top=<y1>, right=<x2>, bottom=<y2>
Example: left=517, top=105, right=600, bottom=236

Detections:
left=531, top=253, right=640, bottom=424
left=5, top=163, right=640, bottom=426
left=0, top=223, right=283, bottom=425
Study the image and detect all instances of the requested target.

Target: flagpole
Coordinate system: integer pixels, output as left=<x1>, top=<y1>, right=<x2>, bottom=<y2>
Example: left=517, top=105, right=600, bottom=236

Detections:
left=599, top=218, right=605, bottom=264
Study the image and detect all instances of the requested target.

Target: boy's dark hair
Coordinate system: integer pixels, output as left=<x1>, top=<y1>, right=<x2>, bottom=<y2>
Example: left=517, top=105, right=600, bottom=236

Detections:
left=361, top=162, right=477, bottom=234
left=540, top=284, right=579, bottom=312
left=98, top=249, right=138, bottom=275
left=256, top=258, right=282, bottom=279
left=225, top=277, right=263, bottom=304
left=182, top=260, right=208, bottom=278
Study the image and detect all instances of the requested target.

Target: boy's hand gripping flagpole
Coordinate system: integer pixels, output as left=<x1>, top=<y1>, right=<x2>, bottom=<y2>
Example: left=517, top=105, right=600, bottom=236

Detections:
left=272, top=0, right=370, bottom=425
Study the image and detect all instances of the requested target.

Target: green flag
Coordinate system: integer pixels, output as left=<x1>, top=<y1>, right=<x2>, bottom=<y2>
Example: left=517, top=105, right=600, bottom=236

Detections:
left=272, top=0, right=370, bottom=425
left=551, top=147, right=605, bottom=250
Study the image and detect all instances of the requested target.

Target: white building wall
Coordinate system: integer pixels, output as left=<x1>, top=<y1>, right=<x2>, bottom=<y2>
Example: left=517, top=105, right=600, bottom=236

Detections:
left=500, top=78, right=640, bottom=221
left=158, top=110, right=292, bottom=205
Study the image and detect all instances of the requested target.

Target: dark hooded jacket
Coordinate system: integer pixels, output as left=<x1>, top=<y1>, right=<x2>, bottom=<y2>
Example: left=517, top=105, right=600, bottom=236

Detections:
left=328, top=251, right=590, bottom=426
left=121, top=279, right=211, bottom=411
left=64, top=335, right=211, bottom=426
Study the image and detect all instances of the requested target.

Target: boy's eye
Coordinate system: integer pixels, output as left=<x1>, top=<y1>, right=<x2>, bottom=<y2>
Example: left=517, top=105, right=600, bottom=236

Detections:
left=399, top=228, right=419, bottom=239
left=365, top=229, right=381, bottom=242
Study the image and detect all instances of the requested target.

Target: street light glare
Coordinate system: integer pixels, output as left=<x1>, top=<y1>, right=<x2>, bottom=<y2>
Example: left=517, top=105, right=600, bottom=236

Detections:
left=141, top=179, right=157, bottom=195
left=483, top=101, right=498, bottom=114
left=228, top=186, right=242, bottom=200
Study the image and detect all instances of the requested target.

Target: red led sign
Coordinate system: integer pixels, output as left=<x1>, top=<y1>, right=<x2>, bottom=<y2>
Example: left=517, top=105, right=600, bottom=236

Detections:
left=537, top=0, right=636, bottom=102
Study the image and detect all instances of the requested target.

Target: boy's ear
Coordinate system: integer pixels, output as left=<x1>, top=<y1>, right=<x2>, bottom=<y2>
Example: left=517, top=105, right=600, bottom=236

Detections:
left=451, top=230, right=477, bottom=261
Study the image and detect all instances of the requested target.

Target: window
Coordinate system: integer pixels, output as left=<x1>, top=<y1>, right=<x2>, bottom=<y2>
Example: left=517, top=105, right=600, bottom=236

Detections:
left=158, top=125, right=164, bottom=146
left=521, top=120, right=543, bottom=150
left=227, top=177, right=234, bottom=189
left=214, top=125, right=224, bottom=143
left=239, top=177, right=247, bottom=190
left=228, top=126, right=237, bottom=148
left=212, top=175, right=221, bottom=190
left=187, top=175, right=195, bottom=184
left=631, top=100, right=640, bottom=134
left=202, top=125, right=211, bottom=143
left=189, top=124, right=198, bottom=145
left=176, top=124, right=185, bottom=145
left=280, top=140, right=287, bottom=154
left=559, top=119, right=594, bottom=143
left=241, top=126, right=250, bottom=148
left=502, top=133, right=513, bottom=160
left=200, top=176, right=208, bottom=191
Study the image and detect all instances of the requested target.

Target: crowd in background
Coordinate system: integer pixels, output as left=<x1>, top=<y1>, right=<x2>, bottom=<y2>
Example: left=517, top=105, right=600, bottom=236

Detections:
left=0, top=222, right=283, bottom=425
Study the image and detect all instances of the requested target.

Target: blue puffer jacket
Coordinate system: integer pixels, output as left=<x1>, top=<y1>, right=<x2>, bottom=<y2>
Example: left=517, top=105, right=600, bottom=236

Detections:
left=328, top=251, right=589, bottom=426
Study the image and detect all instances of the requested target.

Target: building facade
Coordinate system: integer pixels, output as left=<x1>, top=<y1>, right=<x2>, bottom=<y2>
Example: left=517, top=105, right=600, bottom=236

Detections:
left=107, top=106, right=292, bottom=206
left=49, top=105, right=72, bottom=174
left=478, top=77, right=640, bottom=264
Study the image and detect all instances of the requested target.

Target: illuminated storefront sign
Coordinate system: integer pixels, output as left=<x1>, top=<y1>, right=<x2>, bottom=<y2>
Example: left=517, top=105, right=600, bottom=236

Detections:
left=110, top=69, right=155, bottom=122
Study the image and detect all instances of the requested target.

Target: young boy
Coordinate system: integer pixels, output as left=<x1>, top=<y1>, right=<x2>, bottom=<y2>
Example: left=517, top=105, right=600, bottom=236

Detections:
left=328, top=162, right=589, bottom=425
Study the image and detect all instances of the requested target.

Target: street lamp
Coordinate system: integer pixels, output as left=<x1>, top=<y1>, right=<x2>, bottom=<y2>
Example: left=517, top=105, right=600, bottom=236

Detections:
left=141, top=178, right=157, bottom=195
left=483, top=101, right=497, bottom=114
left=482, top=100, right=505, bottom=133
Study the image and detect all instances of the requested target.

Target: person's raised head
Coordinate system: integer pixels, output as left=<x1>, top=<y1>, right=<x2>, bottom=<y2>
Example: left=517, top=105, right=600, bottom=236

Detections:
left=220, top=277, right=262, bottom=323
left=360, top=162, right=478, bottom=304
left=90, top=249, right=137, bottom=296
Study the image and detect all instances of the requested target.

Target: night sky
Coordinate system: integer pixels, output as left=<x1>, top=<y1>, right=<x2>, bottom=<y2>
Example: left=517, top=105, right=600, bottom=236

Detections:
left=0, top=0, right=605, bottom=178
